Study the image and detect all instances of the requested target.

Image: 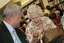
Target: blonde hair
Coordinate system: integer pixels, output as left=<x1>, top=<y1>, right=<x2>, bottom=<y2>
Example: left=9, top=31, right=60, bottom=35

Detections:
left=43, top=13, right=49, bottom=17
left=27, top=4, right=43, bottom=19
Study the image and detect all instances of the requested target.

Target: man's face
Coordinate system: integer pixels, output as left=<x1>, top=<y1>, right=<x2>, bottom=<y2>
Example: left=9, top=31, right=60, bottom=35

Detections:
left=56, top=12, right=60, bottom=18
left=15, top=11, right=22, bottom=28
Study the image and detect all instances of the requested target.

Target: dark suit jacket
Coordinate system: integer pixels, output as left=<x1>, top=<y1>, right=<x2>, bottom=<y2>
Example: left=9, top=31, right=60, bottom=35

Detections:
left=0, top=22, right=29, bottom=43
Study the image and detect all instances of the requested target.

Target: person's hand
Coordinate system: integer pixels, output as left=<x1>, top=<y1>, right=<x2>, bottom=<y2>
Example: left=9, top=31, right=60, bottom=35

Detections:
left=33, top=28, right=39, bottom=37
left=45, top=26, right=52, bottom=31
left=31, top=29, right=39, bottom=43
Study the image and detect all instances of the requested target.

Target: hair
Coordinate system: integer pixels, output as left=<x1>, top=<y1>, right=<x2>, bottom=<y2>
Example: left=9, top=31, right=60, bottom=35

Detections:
left=27, top=4, right=43, bottom=19
left=46, top=5, right=50, bottom=10
left=49, top=12, right=56, bottom=19
left=3, top=3, right=21, bottom=18
left=43, top=13, right=49, bottom=17
left=54, top=10, right=60, bottom=14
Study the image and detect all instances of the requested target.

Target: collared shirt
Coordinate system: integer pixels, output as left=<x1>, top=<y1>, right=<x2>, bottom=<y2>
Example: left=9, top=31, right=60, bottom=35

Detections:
left=3, top=20, right=21, bottom=43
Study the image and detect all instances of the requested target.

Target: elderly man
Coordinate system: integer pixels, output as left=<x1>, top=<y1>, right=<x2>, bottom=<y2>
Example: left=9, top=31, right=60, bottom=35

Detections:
left=0, top=3, right=39, bottom=43
left=55, top=10, right=61, bottom=18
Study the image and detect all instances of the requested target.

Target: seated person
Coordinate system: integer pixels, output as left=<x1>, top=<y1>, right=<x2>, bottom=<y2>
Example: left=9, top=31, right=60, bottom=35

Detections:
left=26, top=4, right=56, bottom=43
left=49, top=12, right=62, bottom=28
left=54, top=5, right=63, bottom=17
left=55, top=10, right=61, bottom=18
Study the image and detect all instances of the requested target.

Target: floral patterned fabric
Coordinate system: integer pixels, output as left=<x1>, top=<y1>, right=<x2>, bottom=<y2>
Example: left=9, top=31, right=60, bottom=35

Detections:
left=26, top=17, right=56, bottom=43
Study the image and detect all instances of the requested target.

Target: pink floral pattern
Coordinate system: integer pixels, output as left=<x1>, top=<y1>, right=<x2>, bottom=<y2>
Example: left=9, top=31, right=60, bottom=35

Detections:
left=26, top=17, right=56, bottom=43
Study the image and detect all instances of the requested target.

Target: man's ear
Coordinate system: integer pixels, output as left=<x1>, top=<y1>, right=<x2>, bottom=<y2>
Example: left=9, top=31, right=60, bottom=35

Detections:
left=12, top=13, right=17, bottom=20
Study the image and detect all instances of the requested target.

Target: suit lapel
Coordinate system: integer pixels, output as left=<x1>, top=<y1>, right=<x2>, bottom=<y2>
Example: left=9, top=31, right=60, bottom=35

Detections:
left=5, top=31, right=14, bottom=43
left=15, top=28, right=29, bottom=43
left=15, top=28, right=27, bottom=43
left=0, top=22, right=14, bottom=43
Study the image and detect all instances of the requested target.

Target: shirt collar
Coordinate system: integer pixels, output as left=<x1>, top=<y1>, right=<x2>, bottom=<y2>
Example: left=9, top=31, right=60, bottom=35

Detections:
left=3, top=20, right=14, bottom=33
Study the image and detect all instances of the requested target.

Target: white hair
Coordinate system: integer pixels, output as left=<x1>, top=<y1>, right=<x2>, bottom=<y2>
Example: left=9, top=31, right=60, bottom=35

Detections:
left=27, top=4, right=43, bottom=19
left=3, top=3, right=21, bottom=18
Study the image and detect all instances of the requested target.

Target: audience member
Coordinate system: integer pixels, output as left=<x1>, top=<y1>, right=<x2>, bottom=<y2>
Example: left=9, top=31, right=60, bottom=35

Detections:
left=55, top=10, right=61, bottom=18
left=49, top=12, right=62, bottom=28
left=54, top=5, right=63, bottom=16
